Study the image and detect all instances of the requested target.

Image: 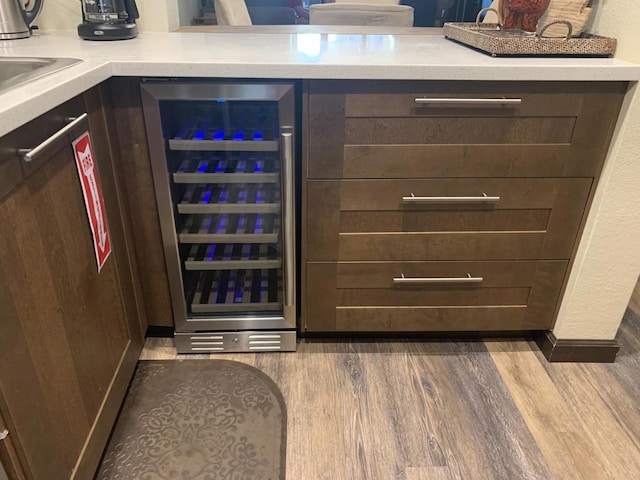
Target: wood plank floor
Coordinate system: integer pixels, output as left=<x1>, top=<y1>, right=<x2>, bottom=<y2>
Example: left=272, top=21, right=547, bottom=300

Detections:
left=140, top=287, right=640, bottom=480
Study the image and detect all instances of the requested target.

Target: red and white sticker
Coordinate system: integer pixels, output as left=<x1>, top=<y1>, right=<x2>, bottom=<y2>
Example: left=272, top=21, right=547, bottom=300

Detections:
left=72, top=132, right=111, bottom=272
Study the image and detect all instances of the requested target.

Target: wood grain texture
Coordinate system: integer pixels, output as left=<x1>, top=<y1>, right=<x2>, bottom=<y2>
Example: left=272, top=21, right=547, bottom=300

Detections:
left=0, top=143, right=97, bottom=475
left=109, top=77, right=174, bottom=328
left=306, top=260, right=566, bottom=332
left=345, top=117, right=575, bottom=145
left=628, top=277, right=640, bottom=315
left=0, top=410, right=27, bottom=480
left=342, top=144, right=604, bottom=179
left=90, top=84, right=149, bottom=341
left=139, top=338, right=552, bottom=479
left=140, top=306, right=640, bottom=479
left=488, top=335, right=640, bottom=479
left=337, top=232, right=548, bottom=261
left=306, top=81, right=626, bottom=180
left=0, top=89, right=142, bottom=480
left=306, top=178, right=591, bottom=261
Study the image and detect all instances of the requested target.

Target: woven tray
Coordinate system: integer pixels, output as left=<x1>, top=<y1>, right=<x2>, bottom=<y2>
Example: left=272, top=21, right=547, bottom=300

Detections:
left=443, top=22, right=616, bottom=57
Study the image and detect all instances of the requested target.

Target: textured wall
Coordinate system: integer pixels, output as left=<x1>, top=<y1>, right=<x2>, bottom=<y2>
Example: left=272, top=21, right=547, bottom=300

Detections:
left=553, top=0, right=640, bottom=339
left=36, top=0, right=187, bottom=32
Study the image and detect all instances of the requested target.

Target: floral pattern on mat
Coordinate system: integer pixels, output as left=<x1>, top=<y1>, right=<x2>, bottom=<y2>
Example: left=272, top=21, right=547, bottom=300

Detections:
left=96, top=361, right=285, bottom=480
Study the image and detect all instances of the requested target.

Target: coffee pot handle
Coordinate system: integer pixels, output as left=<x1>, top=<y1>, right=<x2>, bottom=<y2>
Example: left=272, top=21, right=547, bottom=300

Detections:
left=124, top=0, right=139, bottom=20
left=23, top=0, right=45, bottom=26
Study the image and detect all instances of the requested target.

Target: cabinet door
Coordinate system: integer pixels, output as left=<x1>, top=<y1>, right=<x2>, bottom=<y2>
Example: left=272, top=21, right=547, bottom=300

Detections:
left=0, top=92, right=142, bottom=479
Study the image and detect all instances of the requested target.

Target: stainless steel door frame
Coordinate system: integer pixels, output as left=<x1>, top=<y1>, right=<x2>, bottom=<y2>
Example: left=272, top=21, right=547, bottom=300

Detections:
left=140, top=81, right=297, bottom=333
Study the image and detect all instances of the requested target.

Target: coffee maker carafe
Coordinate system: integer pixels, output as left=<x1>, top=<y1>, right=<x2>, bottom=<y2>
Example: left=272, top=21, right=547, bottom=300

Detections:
left=78, top=0, right=139, bottom=40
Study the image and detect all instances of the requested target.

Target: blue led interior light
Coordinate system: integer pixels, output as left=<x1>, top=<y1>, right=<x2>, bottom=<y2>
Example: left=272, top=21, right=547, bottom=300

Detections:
left=213, top=131, right=224, bottom=140
left=216, top=214, right=227, bottom=234
left=234, top=276, right=244, bottom=303
left=233, top=132, right=244, bottom=141
left=253, top=132, right=263, bottom=141
left=193, top=130, right=205, bottom=140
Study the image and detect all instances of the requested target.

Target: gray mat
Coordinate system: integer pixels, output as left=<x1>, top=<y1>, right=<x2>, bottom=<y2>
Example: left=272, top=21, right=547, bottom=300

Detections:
left=95, top=360, right=286, bottom=480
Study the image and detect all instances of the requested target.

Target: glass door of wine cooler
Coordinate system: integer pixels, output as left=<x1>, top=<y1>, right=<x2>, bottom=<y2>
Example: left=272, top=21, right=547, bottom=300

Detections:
left=141, top=82, right=296, bottom=353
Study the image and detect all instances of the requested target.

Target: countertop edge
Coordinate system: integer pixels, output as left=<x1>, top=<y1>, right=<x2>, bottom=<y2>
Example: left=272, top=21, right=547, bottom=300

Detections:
left=2, top=30, right=640, bottom=136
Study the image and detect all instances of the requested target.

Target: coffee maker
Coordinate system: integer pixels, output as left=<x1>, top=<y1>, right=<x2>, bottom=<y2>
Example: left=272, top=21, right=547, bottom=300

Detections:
left=78, top=0, right=139, bottom=41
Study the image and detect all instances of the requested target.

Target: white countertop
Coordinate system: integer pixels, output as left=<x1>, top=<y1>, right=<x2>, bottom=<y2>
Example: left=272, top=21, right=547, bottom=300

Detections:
left=1, top=29, right=640, bottom=136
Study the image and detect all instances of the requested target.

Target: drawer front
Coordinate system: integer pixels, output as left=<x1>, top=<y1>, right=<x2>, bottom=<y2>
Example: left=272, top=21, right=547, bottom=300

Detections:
left=306, top=80, right=625, bottom=179
left=306, top=261, right=567, bottom=332
left=307, top=178, right=591, bottom=261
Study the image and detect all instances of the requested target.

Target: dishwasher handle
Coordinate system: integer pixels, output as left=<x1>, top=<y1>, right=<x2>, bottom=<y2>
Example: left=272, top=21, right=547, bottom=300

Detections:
left=18, top=113, right=88, bottom=163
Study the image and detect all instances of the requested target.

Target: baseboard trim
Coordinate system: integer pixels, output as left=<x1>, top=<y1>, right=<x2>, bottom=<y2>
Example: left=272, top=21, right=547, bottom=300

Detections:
left=535, top=331, right=619, bottom=363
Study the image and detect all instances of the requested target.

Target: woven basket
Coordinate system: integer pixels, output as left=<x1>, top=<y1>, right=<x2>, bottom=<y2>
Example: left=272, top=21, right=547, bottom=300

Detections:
left=443, top=22, right=616, bottom=57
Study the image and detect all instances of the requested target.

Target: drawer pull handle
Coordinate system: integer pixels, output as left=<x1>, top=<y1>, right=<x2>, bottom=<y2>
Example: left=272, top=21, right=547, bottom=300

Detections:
left=393, top=273, right=484, bottom=285
left=18, top=113, right=88, bottom=163
left=402, top=193, right=501, bottom=204
left=414, top=97, right=522, bottom=107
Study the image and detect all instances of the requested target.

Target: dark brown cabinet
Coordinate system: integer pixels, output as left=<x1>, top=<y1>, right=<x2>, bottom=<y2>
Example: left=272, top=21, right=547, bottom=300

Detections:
left=302, top=80, right=626, bottom=333
left=0, top=86, right=144, bottom=479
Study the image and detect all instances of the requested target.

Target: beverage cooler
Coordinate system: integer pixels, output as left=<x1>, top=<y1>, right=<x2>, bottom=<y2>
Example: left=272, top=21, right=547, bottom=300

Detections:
left=140, top=81, right=297, bottom=353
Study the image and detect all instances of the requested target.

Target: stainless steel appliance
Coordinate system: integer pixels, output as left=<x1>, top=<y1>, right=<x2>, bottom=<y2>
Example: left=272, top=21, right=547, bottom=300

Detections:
left=77, top=0, right=139, bottom=40
left=0, top=0, right=43, bottom=39
left=141, top=81, right=297, bottom=353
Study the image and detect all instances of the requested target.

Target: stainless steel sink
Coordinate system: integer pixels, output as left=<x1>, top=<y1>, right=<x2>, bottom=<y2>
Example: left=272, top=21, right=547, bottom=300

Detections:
left=0, top=57, right=82, bottom=93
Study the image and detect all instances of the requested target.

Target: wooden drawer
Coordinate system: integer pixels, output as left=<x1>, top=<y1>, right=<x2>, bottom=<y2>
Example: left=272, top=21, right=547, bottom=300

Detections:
left=306, top=80, right=625, bottom=179
left=307, top=178, right=591, bottom=261
left=305, top=260, right=567, bottom=332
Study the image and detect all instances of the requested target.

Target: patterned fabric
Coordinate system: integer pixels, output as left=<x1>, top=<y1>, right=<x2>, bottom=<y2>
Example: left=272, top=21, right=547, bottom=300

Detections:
left=502, top=0, right=550, bottom=31
left=95, top=360, right=286, bottom=480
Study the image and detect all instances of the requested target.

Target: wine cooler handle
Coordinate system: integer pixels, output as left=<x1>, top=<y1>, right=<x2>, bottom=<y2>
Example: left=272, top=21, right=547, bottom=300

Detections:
left=281, top=128, right=295, bottom=307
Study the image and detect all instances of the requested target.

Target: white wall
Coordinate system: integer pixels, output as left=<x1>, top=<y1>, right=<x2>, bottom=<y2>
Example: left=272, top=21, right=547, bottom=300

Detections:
left=36, top=0, right=189, bottom=32
left=552, top=0, right=640, bottom=339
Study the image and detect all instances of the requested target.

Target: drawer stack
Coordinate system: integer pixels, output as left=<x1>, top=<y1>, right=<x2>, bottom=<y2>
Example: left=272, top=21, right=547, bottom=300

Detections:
left=303, top=80, right=625, bottom=333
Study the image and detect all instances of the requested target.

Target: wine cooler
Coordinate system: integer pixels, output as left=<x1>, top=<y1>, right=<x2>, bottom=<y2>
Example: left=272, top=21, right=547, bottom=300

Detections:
left=140, top=82, right=297, bottom=353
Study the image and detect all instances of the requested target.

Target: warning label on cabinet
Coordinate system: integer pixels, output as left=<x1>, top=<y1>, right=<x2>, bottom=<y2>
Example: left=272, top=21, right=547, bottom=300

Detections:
left=73, top=132, right=111, bottom=272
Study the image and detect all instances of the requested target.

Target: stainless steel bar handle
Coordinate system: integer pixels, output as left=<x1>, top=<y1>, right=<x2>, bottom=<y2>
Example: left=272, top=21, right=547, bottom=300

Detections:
left=414, top=97, right=522, bottom=106
left=281, top=129, right=295, bottom=307
left=402, top=192, right=500, bottom=204
left=18, top=113, right=88, bottom=163
left=393, top=273, right=484, bottom=285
